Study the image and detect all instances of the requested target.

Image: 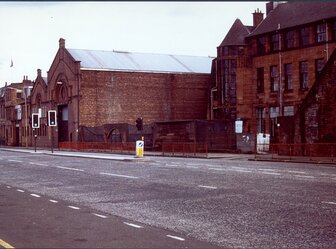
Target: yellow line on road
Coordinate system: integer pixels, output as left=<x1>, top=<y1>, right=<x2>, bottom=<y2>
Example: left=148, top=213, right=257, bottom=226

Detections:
left=0, top=239, right=15, bottom=249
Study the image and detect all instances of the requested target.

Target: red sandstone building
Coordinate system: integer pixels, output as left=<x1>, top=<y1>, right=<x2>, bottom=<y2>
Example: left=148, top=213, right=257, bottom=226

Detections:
left=29, top=38, right=212, bottom=147
left=210, top=1, right=336, bottom=144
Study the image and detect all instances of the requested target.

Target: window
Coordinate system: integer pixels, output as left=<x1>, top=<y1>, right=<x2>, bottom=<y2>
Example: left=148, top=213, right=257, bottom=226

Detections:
left=271, top=33, right=280, bottom=52
left=285, top=30, right=294, bottom=49
left=224, top=46, right=229, bottom=56
left=315, top=58, right=324, bottom=80
left=256, top=107, right=266, bottom=133
left=300, top=61, right=308, bottom=89
left=333, top=21, right=336, bottom=40
left=270, top=106, right=279, bottom=138
left=230, top=60, right=237, bottom=105
left=284, top=106, right=294, bottom=116
left=257, top=67, right=264, bottom=93
left=316, top=23, right=326, bottom=43
left=284, top=63, right=293, bottom=91
left=300, top=27, right=310, bottom=46
left=270, top=65, right=278, bottom=92
left=257, top=36, right=266, bottom=55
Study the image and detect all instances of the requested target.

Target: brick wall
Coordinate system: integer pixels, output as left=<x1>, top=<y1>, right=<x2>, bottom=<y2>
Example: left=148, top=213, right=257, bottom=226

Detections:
left=80, top=70, right=210, bottom=127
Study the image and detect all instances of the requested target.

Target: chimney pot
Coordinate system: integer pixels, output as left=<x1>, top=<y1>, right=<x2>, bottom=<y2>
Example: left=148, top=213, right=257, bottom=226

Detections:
left=253, top=9, right=264, bottom=28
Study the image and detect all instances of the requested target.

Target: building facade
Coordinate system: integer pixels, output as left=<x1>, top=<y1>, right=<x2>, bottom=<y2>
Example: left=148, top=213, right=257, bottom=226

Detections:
left=34, top=38, right=212, bottom=146
left=211, top=1, right=336, bottom=144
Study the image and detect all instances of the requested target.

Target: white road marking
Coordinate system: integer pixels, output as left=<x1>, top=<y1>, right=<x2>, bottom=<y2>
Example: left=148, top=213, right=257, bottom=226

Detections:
left=68, top=206, right=80, bottom=210
left=209, top=168, right=226, bottom=171
left=198, top=185, right=217, bottom=189
left=166, top=235, right=185, bottom=241
left=322, top=201, right=336, bottom=205
left=30, top=194, right=41, bottom=198
left=17, top=189, right=25, bottom=193
left=234, top=169, right=253, bottom=173
left=29, top=162, right=48, bottom=166
left=294, top=175, right=315, bottom=179
left=49, top=199, right=58, bottom=203
left=231, top=166, right=249, bottom=170
left=57, top=166, right=84, bottom=172
left=92, top=213, right=108, bottom=219
left=123, top=222, right=143, bottom=228
left=259, top=169, right=277, bottom=172
left=100, top=172, right=139, bottom=179
left=6, top=186, right=11, bottom=189
left=288, top=170, right=306, bottom=174
left=8, top=160, right=23, bottom=163
left=184, top=165, right=199, bottom=169
left=260, top=172, right=282, bottom=176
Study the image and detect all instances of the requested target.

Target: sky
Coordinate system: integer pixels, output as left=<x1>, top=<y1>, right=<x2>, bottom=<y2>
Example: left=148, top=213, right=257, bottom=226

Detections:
left=0, top=1, right=266, bottom=87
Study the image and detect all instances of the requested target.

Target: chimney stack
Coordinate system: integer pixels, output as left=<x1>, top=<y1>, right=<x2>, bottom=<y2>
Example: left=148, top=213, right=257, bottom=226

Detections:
left=253, top=8, right=264, bottom=28
left=37, top=69, right=42, bottom=77
left=59, top=38, right=65, bottom=48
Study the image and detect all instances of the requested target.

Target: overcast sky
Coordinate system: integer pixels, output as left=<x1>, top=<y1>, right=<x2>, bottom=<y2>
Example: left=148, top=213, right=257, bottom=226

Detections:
left=0, top=1, right=266, bottom=87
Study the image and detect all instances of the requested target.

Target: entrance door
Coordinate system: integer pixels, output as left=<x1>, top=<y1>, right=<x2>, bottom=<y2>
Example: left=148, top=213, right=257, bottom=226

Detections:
left=58, top=105, right=69, bottom=142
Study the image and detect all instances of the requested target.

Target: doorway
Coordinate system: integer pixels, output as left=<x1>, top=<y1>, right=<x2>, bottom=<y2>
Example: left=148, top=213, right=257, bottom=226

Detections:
left=58, top=105, right=69, bottom=142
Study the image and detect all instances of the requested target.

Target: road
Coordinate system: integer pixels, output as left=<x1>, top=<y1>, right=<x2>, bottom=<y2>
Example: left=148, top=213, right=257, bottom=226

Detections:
left=0, top=149, right=336, bottom=248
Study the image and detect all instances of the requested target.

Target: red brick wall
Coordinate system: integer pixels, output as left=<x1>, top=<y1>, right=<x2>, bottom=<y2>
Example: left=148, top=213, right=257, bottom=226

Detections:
left=80, top=70, right=210, bottom=127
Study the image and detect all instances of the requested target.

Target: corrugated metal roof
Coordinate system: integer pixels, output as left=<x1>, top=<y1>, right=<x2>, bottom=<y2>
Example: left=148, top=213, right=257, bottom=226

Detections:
left=67, top=49, right=212, bottom=74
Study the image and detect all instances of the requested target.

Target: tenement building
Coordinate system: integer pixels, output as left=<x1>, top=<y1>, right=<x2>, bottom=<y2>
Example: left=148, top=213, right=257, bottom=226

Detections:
left=211, top=1, right=336, bottom=144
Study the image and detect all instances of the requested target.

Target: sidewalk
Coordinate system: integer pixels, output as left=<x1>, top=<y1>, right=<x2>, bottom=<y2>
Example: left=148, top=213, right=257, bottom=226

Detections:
left=2, top=146, right=334, bottom=165
left=0, top=146, right=253, bottom=161
left=0, top=147, right=146, bottom=162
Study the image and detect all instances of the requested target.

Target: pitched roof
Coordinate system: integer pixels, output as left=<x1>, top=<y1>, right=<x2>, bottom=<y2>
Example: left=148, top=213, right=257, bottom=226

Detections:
left=220, top=19, right=251, bottom=46
left=67, top=49, right=213, bottom=74
left=248, top=1, right=336, bottom=37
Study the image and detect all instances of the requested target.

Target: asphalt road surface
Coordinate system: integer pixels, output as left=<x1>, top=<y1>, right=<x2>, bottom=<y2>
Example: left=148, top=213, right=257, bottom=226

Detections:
left=0, top=149, right=336, bottom=248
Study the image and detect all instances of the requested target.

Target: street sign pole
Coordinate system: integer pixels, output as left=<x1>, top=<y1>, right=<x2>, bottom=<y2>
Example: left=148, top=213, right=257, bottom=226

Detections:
left=51, top=126, right=54, bottom=153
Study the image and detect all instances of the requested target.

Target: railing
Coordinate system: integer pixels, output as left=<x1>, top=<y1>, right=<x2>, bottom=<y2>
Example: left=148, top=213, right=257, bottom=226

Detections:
left=161, top=143, right=208, bottom=158
left=255, top=143, right=336, bottom=163
left=59, top=142, right=135, bottom=155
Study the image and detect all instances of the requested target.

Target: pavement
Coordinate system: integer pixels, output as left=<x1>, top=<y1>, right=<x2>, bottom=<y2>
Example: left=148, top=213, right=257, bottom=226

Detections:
left=1, top=146, right=335, bottom=165
left=0, top=146, right=253, bottom=162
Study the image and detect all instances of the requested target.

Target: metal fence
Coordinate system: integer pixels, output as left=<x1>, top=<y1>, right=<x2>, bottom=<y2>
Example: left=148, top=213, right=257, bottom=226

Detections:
left=161, top=143, right=208, bottom=158
left=255, top=143, right=336, bottom=163
left=59, top=142, right=136, bottom=155
left=59, top=141, right=208, bottom=158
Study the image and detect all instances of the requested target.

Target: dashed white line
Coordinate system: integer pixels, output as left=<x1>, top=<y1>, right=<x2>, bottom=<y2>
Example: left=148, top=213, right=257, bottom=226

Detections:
left=294, top=175, right=315, bottom=179
left=258, top=168, right=277, bottom=172
left=68, top=206, right=80, bottom=210
left=49, top=199, right=58, bottom=203
left=234, top=169, right=253, bottom=173
left=209, top=168, right=226, bottom=171
left=8, top=159, right=23, bottom=163
left=123, top=222, right=143, bottom=228
left=92, top=213, right=108, bottom=219
left=198, top=185, right=217, bottom=189
left=17, top=189, right=25, bottom=193
left=30, top=194, right=41, bottom=198
left=288, top=170, right=306, bottom=174
left=100, top=172, right=139, bottom=179
left=57, top=166, right=84, bottom=172
left=166, top=235, right=185, bottom=241
left=6, top=186, right=11, bottom=189
left=29, top=162, right=48, bottom=166
left=260, top=172, right=282, bottom=176
left=183, top=166, right=199, bottom=169
left=322, top=201, right=336, bottom=205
